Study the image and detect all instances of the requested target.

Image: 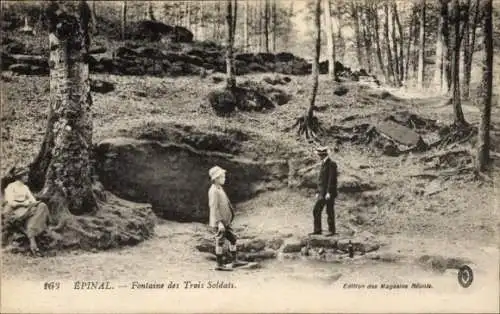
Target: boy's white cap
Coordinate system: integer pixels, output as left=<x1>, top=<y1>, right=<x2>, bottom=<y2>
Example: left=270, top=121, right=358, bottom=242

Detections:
left=209, top=166, right=226, bottom=180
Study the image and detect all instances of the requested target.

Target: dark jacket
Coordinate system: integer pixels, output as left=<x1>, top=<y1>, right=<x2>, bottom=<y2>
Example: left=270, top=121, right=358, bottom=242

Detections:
left=317, top=158, right=338, bottom=198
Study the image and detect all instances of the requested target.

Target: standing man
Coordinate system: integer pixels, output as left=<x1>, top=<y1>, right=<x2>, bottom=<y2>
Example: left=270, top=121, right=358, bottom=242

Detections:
left=310, top=146, right=338, bottom=236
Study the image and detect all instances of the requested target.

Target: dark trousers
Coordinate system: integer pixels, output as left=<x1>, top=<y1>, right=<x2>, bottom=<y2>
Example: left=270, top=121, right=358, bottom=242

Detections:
left=313, top=198, right=335, bottom=233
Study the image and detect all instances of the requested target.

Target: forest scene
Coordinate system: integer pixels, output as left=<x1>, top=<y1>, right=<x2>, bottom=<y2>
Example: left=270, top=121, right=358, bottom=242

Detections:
left=1, top=0, right=499, bottom=312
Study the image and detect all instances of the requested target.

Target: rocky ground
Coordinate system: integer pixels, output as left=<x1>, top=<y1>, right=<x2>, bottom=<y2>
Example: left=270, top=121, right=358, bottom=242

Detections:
left=1, top=69, right=499, bottom=311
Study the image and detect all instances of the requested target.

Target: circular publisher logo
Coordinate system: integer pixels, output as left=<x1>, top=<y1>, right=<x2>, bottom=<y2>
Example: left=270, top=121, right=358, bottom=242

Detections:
left=457, top=265, right=473, bottom=288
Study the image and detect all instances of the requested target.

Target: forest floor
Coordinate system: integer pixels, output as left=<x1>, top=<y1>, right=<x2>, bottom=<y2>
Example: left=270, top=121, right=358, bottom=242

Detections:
left=1, top=71, right=499, bottom=312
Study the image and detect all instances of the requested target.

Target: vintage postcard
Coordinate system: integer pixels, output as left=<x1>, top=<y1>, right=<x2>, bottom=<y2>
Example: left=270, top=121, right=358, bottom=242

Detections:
left=1, top=0, right=499, bottom=313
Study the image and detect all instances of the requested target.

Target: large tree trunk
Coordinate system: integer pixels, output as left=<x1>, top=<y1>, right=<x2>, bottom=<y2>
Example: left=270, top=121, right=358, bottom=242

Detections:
left=451, top=0, right=466, bottom=125
left=383, top=3, right=394, bottom=85
left=323, top=0, right=337, bottom=80
left=417, top=0, right=425, bottom=88
left=476, top=0, right=493, bottom=172
left=226, top=0, right=237, bottom=89
left=121, top=1, right=126, bottom=41
left=29, top=1, right=97, bottom=219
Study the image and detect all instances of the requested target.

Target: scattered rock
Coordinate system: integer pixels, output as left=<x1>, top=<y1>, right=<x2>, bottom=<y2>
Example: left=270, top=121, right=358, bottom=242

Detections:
left=266, top=238, right=284, bottom=250
left=281, top=239, right=303, bottom=253
left=90, top=79, right=115, bottom=94
left=334, top=85, right=349, bottom=96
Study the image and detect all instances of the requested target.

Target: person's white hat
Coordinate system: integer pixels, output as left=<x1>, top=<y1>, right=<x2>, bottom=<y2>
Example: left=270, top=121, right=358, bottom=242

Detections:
left=209, top=166, right=226, bottom=180
left=315, top=146, right=329, bottom=155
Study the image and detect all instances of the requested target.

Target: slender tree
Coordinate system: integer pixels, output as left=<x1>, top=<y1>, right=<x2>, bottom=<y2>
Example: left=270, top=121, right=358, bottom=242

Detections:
left=121, top=1, right=126, bottom=40
left=393, top=2, right=405, bottom=82
left=29, top=0, right=98, bottom=219
left=272, top=0, right=277, bottom=52
left=383, top=3, right=395, bottom=85
left=361, top=6, right=373, bottom=72
left=264, top=0, right=270, bottom=52
left=147, top=1, right=155, bottom=20
left=225, top=0, right=237, bottom=89
left=244, top=0, right=249, bottom=51
left=463, top=0, right=480, bottom=99
left=417, top=0, right=425, bottom=88
left=391, top=3, right=400, bottom=83
left=372, top=3, right=387, bottom=82
left=451, top=0, right=466, bottom=125
left=324, top=0, right=337, bottom=80
left=351, top=3, right=364, bottom=68
left=476, top=0, right=493, bottom=172
left=290, top=0, right=323, bottom=141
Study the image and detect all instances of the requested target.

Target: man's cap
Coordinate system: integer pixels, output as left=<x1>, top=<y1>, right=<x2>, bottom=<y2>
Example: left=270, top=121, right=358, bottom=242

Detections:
left=315, top=146, right=329, bottom=154
left=209, top=166, right=226, bottom=180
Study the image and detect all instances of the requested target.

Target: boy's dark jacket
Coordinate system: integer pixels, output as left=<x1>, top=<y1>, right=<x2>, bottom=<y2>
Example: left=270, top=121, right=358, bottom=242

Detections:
left=317, top=158, right=338, bottom=198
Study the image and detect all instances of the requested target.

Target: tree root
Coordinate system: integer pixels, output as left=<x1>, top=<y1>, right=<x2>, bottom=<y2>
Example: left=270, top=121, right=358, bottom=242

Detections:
left=287, top=115, right=325, bottom=144
left=437, top=123, right=477, bottom=149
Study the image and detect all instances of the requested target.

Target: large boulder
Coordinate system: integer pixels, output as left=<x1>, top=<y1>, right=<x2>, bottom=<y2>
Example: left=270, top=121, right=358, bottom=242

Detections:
left=94, top=138, right=288, bottom=222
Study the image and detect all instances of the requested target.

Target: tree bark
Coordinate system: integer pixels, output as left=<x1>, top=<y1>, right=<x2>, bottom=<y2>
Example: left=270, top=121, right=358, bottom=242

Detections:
left=258, top=0, right=263, bottom=52
left=323, top=0, right=337, bottom=80
left=121, top=1, right=126, bottom=41
left=476, top=0, right=493, bottom=172
left=30, top=1, right=97, bottom=218
left=451, top=0, right=466, bottom=125
left=226, top=0, right=237, bottom=89
left=417, top=0, right=425, bottom=88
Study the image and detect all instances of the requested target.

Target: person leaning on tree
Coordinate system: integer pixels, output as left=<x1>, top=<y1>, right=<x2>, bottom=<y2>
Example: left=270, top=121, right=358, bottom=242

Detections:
left=1, top=167, right=50, bottom=257
left=309, top=146, right=338, bottom=237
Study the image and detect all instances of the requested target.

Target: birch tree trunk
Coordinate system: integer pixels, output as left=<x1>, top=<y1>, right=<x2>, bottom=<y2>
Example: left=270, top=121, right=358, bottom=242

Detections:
left=309, top=0, right=321, bottom=115
left=264, top=0, right=270, bottom=53
left=476, top=0, right=493, bottom=172
left=417, top=0, right=425, bottom=88
left=451, top=0, right=466, bottom=125
left=383, top=3, right=395, bottom=85
left=351, top=3, right=364, bottom=68
left=30, top=1, right=98, bottom=219
left=121, top=1, right=126, bottom=40
left=244, top=0, right=249, bottom=52
left=226, top=0, right=237, bottom=89
left=323, top=0, right=337, bottom=80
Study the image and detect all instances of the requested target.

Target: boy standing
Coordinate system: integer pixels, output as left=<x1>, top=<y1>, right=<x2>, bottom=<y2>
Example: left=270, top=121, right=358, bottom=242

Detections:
left=208, top=166, right=246, bottom=271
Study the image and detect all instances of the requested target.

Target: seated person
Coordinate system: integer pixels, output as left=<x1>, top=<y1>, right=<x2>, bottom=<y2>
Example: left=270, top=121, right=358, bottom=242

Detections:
left=1, top=167, right=49, bottom=256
